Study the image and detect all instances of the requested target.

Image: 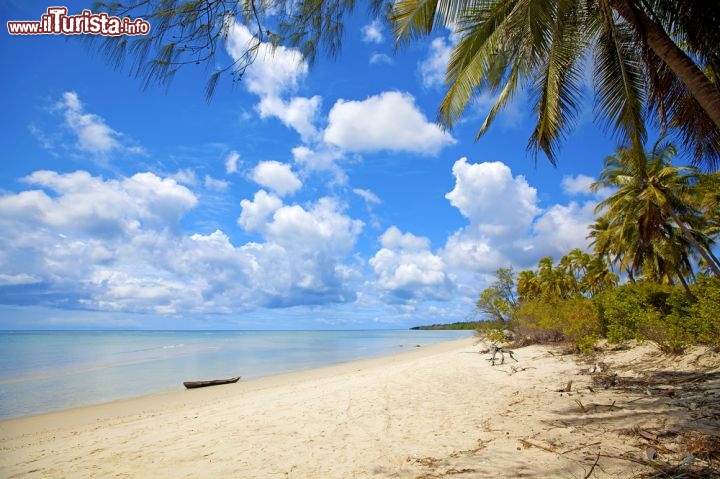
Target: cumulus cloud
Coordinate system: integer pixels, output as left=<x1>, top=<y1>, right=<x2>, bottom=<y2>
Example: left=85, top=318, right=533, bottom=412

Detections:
left=291, top=145, right=348, bottom=185
left=238, top=189, right=283, bottom=232
left=250, top=160, right=302, bottom=196
left=237, top=196, right=364, bottom=307
left=369, top=227, right=454, bottom=302
left=13, top=170, right=197, bottom=236
left=361, top=20, right=384, bottom=44
left=257, top=95, right=321, bottom=142
left=445, top=158, right=539, bottom=239
left=225, top=23, right=320, bottom=141
left=0, top=169, right=365, bottom=314
left=419, top=37, right=452, bottom=88
left=225, top=23, right=307, bottom=98
left=562, top=174, right=595, bottom=196
left=527, top=201, right=596, bottom=256
left=440, top=157, right=597, bottom=278
left=323, top=91, right=455, bottom=155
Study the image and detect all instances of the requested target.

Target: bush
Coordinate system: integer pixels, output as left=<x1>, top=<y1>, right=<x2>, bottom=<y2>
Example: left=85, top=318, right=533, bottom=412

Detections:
left=688, top=276, right=720, bottom=346
left=594, top=281, right=682, bottom=344
left=511, top=298, right=602, bottom=354
left=475, top=319, right=511, bottom=344
left=594, top=279, right=719, bottom=353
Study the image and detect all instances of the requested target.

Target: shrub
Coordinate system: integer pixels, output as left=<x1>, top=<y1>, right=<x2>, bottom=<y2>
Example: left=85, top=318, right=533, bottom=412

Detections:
left=511, top=298, right=602, bottom=354
left=594, top=281, right=681, bottom=343
left=594, top=279, right=719, bottom=353
left=688, top=276, right=720, bottom=346
left=475, top=319, right=511, bottom=344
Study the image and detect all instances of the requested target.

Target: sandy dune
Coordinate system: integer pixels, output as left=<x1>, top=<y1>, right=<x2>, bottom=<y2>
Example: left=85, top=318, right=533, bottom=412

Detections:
left=2, top=337, right=718, bottom=478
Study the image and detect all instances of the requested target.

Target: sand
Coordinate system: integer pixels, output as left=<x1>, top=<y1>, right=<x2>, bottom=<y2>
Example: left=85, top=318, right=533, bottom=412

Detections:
left=1, top=337, right=718, bottom=478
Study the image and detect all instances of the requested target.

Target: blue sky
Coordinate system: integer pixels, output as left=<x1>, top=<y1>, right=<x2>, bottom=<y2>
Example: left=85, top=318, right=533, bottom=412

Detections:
left=1, top=2, right=621, bottom=330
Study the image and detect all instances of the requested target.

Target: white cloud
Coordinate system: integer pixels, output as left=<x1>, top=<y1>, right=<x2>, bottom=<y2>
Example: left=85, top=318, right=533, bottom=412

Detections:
left=369, top=227, right=454, bottom=302
left=293, top=145, right=338, bottom=170
left=445, top=158, right=539, bottom=239
left=440, top=158, right=597, bottom=277
left=379, top=226, right=429, bottom=251
left=369, top=53, right=393, bottom=65
left=0, top=273, right=41, bottom=286
left=225, top=23, right=308, bottom=98
left=238, top=189, right=283, bottom=232
left=237, top=196, right=364, bottom=307
left=361, top=20, right=384, bottom=44
left=225, top=23, right=321, bottom=140
left=250, top=161, right=302, bottom=197
left=292, top=145, right=347, bottom=185
left=170, top=168, right=198, bottom=186
left=419, top=37, right=452, bottom=88
left=323, top=91, right=455, bottom=155
left=442, top=233, right=503, bottom=272
left=204, top=175, right=229, bottom=192
left=266, top=198, right=363, bottom=254
left=257, top=95, right=321, bottom=142
left=58, top=91, right=121, bottom=155
left=14, top=170, right=197, bottom=235
left=562, top=174, right=595, bottom=196
left=353, top=188, right=381, bottom=205
left=528, top=201, right=596, bottom=256
left=0, top=170, right=365, bottom=314
left=225, top=150, right=240, bottom=174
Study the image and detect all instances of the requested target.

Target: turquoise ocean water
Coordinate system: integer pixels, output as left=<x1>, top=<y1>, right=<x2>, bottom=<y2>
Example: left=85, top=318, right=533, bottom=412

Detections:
left=0, top=330, right=470, bottom=419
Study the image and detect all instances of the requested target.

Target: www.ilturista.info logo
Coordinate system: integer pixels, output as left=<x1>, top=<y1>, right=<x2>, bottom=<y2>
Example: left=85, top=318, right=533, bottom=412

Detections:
left=7, top=7, right=150, bottom=36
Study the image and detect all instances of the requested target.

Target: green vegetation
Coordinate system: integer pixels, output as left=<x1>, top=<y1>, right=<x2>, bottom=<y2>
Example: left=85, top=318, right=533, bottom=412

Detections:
left=476, top=142, right=719, bottom=355
left=411, top=321, right=483, bottom=331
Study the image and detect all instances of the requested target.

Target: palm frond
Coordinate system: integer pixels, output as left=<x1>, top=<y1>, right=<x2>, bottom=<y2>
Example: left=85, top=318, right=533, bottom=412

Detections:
left=592, top=0, right=647, bottom=151
left=526, top=0, right=588, bottom=164
left=438, top=0, right=522, bottom=129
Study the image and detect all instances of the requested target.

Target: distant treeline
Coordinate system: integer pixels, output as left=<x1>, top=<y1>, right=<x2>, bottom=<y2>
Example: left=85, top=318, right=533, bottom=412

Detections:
left=411, top=321, right=482, bottom=330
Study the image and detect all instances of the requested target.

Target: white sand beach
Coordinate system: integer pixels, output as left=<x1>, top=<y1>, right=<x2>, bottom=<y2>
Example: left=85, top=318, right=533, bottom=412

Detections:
left=2, top=337, right=718, bottom=478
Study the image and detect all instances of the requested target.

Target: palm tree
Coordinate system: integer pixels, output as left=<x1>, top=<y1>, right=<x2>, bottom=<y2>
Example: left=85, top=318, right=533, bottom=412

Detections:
left=517, top=269, right=541, bottom=301
left=392, top=0, right=720, bottom=167
left=591, top=139, right=720, bottom=286
left=583, top=256, right=618, bottom=296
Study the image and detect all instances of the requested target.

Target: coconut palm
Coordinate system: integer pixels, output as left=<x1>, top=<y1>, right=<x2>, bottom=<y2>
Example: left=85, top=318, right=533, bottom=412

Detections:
left=392, top=0, right=720, bottom=167
left=591, top=139, right=720, bottom=286
left=582, top=256, right=618, bottom=296
left=516, top=269, right=541, bottom=301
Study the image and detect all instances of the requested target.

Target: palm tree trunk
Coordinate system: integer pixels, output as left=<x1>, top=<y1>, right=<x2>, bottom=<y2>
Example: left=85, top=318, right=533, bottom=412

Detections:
left=608, top=0, right=720, bottom=130
left=675, top=270, right=696, bottom=302
left=664, top=205, right=720, bottom=277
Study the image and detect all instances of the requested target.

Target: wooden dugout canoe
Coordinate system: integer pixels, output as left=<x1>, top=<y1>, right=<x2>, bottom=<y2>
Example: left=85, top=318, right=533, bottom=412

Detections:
left=183, top=376, right=241, bottom=389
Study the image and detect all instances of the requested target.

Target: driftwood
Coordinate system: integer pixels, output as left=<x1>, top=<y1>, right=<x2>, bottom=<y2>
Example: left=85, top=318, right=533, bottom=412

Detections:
left=486, top=345, right=518, bottom=366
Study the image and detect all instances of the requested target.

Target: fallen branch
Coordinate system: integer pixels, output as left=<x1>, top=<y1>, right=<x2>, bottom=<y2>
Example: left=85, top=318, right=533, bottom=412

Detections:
left=518, top=438, right=558, bottom=454
left=583, top=454, right=600, bottom=479
left=486, top=344, right=518, bottom=366
left=562, top=441, right=602, bottom=455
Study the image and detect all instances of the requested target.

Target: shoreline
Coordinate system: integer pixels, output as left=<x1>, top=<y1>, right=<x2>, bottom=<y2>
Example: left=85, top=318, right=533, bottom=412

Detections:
left=0, top=336, right=474, bottom=432
left=2, top=337, right=718, bottom=478
left=0, top=329, right=471, bottom=421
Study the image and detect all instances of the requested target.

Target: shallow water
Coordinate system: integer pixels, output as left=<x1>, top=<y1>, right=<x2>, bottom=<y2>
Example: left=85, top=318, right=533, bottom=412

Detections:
left=0, top=330, right=470, bottom=419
